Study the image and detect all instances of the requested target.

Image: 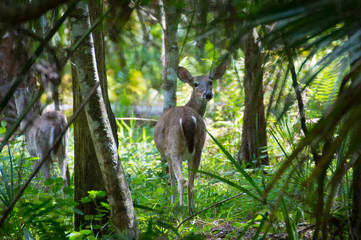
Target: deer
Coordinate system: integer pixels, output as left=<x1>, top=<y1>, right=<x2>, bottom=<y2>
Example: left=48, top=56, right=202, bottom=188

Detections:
left=153, top=62, right=227, bottom=214
left=13, top=85, right=70, bottom=187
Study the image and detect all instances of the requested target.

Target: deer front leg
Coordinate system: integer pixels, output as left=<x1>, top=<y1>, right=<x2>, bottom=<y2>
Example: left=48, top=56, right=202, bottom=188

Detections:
left=171, top=154, right=185, bottom=206
left=166, top=156, right=176, bottom=205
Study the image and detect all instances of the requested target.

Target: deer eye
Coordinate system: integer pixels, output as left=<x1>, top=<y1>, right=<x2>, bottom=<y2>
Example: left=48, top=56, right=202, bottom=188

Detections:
left=194, top=82, right=199, bottom=87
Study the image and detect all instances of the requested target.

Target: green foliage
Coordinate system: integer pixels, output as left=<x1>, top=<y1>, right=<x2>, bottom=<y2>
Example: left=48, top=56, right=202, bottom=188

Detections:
left=69, top=190, right=112, bottom=240
left=1, top=0, right=360, bottom=238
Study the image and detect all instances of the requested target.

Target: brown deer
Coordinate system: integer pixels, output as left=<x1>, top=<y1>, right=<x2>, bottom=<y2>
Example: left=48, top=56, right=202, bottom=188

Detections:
left=14, top=86, right=70, bottom=187
left=154, top=63, right=227, bottom=214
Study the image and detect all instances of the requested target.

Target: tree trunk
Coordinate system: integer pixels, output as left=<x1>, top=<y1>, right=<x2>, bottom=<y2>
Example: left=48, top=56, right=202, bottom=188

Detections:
left=69, top=2, right=137, bottom=238
left=72, top=63, right=109, bottom=232
left=72, top=1, right=109, bottom=232
left=160, top=0, right=180, bottom=110
left=238, top=32, right=268, bottom=167
left=88, top=0, right=118, bottom=146
left=159, top=0, right=180, bottom=172
left=0, top=32, right=29, bottom=127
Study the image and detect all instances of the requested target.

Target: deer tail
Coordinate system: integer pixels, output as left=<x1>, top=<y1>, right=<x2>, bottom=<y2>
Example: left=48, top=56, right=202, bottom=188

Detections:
left=180, top=116, right=197, bottom=153
left=49, top=125, right=63, bottom=156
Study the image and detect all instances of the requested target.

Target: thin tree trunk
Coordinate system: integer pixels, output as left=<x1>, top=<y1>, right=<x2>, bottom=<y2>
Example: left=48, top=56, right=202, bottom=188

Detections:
left=69, top=2, right=137, bottom=238
left=238, top=32, right=268, bottom=167
left=160, top=0, right=180, bottom=110
left=159, top=0, right=180, bottom=172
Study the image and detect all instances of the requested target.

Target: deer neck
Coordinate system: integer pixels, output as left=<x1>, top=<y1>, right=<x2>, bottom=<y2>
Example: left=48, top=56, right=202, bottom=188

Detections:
left=185, top=91, right=208, bottom=117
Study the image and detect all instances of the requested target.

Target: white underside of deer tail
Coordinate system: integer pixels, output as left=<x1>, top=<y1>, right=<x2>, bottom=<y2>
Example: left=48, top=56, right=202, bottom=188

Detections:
left=179, top=116, right=197, bottom=127
left=191, top=116, right=197, bottom=126
left=50, top=126, right=55, bottom=159
left=61, top=125, right=65, bottom=147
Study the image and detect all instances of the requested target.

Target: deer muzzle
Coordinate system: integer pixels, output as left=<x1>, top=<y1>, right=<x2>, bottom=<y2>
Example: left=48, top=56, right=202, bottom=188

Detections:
left=203, top=90, right=213, bottom=100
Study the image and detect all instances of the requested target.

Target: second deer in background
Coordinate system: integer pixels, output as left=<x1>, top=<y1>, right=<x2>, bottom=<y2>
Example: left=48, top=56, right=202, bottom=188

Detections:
left=154, top=62, right=227, bottom=214
left=14, top=86, right=70, bottom=187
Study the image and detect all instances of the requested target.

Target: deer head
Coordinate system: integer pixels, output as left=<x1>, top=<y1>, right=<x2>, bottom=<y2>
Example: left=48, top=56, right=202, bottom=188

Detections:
left=177, top=62, right=227, bottom=117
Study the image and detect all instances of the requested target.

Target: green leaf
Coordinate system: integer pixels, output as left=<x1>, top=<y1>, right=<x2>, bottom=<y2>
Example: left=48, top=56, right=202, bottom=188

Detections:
left=44, top=178, right=54, bottom=186
left=74, top=208, right=84, bottom=215
left=100, top=201, right=111, bottom=210
left=88, top=190, right=106, bottom=199
left=63, top=186, right=73, bottom=195
left=206, top=130, right=263, bottom=196
left=80, top=197, right=91, bottom=203
left=156, top=187, right=165, bottom=194
left=80, top=229, right=92, bottom=235
left=197, top=169, right=263, bottom=203
left=84, top=215, right=94, bottom=221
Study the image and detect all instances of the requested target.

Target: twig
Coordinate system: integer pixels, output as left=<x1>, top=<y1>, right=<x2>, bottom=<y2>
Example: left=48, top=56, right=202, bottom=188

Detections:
left=138, top=6, right=162, bottom=28
left=177, top=193, right=243, bottom=230
left=0, top=82, right=99, bottom=228
left=282, top=35, right=320, bottom=163
left=116, top=117, right=158, bottom=123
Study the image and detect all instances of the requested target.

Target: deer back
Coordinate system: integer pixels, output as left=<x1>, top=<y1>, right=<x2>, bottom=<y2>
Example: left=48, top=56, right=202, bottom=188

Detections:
left=14, top=87, right=68, bottom=158
left=35, top=111, right=68, bottom=157
left=154, top=106, right=206, bottom=158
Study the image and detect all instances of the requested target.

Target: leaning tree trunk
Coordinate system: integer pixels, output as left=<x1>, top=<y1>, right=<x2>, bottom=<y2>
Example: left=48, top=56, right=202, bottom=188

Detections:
left=238, top=32, right=269, bottom=167
left=69, top=2, right=137, bottom=238
left=88, top=0, right=118, bottom=146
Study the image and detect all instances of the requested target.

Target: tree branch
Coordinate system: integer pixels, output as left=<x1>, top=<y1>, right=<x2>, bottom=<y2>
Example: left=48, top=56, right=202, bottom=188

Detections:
left=0, top=0, right=70, bottom=24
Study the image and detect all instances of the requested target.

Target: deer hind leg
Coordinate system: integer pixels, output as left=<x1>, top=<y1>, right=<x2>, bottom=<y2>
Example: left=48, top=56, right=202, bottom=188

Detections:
left=170, top=154, right=185, bottom=206
left=40, top=156, right=52, bottom=180
left=166, top=156, right=176, bottom=205
left=55, top=140, right=70, bottom=187
left=58, top=155, right=69, bottom=187
left=188, top=152, right=201, bottom=214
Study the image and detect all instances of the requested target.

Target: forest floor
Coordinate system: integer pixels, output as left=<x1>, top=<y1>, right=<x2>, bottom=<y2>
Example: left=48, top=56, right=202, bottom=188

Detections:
left=196, top=220, right=314, bottom=239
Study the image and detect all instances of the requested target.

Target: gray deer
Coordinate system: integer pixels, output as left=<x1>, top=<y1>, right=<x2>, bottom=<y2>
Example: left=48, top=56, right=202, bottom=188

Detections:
left=14, top=86, right=69, bottom=186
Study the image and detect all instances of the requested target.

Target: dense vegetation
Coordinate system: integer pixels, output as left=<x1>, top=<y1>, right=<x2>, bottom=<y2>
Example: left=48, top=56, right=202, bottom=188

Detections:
left=1, top=0, right=361, bottom=239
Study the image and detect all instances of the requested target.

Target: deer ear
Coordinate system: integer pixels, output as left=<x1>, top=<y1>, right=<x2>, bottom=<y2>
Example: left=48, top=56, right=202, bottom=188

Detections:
left=177, top=67, right=193, bottom=83
left=209, top=59, right=229, bottom=80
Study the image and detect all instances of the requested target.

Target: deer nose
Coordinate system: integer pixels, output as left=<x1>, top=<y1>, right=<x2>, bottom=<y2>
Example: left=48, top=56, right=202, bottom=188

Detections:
left=204, top=91, right=213, bottom=100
